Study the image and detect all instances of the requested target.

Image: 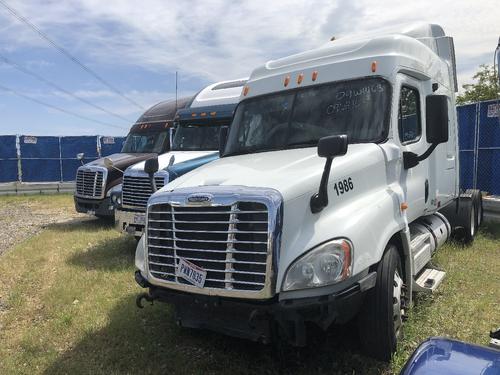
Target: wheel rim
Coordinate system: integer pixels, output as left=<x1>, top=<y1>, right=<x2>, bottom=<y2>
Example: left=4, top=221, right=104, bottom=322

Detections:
left=470, top=204, right=476, bottom=237
left=393, top=270, right=404, bottom=338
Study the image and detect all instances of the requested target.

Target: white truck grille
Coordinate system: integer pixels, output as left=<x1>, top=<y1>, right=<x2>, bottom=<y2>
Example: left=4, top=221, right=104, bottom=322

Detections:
left=122, top=175, right=166, bottom=210
left=75, top=168, right=105, bottom=199
left=146, top=202, right=270, bottom=291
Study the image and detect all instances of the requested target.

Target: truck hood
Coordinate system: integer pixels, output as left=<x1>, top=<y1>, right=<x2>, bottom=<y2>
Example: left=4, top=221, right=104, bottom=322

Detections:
left=165, top=143, right=384, bottom=201
left=85, top=152, right=154, bottom=170
left=127, top=150, right=216, bottom=172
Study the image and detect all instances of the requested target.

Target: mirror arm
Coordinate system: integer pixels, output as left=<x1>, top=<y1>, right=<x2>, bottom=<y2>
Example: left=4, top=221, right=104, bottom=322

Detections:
left=310, top=157, right=333, bottom=214
left=403, top=143, right=438, bottom=169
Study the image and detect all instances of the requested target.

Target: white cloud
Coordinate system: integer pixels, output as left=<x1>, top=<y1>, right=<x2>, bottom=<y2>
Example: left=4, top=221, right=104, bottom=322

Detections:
left=0, top=0, right=498, bottom=92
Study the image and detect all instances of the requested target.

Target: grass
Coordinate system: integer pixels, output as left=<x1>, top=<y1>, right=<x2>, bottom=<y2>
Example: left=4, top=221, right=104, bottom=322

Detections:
left=0, top=195, right=498, bottom=374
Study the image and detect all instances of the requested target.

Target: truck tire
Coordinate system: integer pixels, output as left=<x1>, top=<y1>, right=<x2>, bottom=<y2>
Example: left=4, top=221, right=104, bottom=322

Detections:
left=466, top=189, right=483, bottom=229
left=461, top=199, right=476, bottom=244
left=357, top=245, right=404, bottom=362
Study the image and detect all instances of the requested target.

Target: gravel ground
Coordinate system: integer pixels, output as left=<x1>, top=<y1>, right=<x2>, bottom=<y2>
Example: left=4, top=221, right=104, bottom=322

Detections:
left=0, top=199, right=86, bottom=256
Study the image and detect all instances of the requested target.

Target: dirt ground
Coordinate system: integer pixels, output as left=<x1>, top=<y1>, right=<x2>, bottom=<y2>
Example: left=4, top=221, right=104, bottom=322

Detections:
left=0, top=195, right=87, bottom=256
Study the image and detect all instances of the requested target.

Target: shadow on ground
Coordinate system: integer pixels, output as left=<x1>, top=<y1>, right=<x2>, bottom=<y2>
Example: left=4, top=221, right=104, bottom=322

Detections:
left=47, top=216, right=114, bottom=233
left=43, top=294, right=386, bottom=375
left=67, top=235, right=136, bottom=272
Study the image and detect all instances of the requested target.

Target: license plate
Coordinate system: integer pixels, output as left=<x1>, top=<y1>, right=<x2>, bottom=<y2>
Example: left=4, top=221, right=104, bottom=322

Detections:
left=176, top=258, right=207, bottom=288
left=133, top=213, right=145, bottom=225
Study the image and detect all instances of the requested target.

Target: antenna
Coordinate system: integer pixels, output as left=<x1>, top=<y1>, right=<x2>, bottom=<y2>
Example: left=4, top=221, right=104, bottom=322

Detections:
left=175, top=71, right=178, bottom=113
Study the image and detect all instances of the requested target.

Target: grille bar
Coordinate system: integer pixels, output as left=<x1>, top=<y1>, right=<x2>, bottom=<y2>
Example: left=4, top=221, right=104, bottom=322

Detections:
left=75, top=168, right=105, bottom=199
left=147, top=201, right=270, bottom=292
left=122, top=174, right=166, bottom=209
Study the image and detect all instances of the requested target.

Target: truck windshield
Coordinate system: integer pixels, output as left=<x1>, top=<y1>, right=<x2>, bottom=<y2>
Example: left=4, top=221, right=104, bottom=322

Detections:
left=225, top=77, right=391, bottom=156
left=171, top=124, right=223, bottom=151
left=121, top=130, right=169, bottom=153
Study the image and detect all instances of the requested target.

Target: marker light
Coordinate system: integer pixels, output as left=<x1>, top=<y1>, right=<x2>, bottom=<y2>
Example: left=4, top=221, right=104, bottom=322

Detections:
left=371, top=61, right=377, bottom=73
left=201, top=112, right=207, bottom=117
left=312, top=71, right=318, bottom=81
left=284, top=75, right=290, bottom=87
left=297, top=73, right=304, bottom=84
left=243, top=86, right=249, bottom=96
left=210, top=111, right=217, bottom=116
left=401, top=202, right=408, bottom=211
left=191, top=113, right=197, bottom=117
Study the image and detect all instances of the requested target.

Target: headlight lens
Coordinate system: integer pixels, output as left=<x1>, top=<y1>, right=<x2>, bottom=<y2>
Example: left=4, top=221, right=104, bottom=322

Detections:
left=282, top=239, right=352, bottom=292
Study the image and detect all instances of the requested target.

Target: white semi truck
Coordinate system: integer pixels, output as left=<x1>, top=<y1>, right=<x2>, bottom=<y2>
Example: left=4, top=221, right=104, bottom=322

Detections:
left=134, top=24, right=483, bottom=361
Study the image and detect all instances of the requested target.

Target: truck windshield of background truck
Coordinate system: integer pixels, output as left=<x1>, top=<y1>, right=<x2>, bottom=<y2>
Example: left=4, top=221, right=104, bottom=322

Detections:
left=121, top=130, right=169, bottom=153
left=224, top=77, right=391, bottom=156
left=171, top=123, right=225, bottom=151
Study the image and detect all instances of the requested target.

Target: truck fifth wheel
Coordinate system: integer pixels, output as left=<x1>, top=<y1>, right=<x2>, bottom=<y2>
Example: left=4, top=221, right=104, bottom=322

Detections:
left=134, top=23, right=482, bottom=361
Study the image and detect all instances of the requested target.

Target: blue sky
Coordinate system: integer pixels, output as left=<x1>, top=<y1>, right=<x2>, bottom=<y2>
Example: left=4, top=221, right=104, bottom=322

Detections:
left=0, top=0, right=498, bottom=136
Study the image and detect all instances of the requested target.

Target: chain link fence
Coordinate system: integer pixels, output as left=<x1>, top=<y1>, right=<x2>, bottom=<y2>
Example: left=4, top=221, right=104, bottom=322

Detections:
left=0, top=135, right=125, bottom=183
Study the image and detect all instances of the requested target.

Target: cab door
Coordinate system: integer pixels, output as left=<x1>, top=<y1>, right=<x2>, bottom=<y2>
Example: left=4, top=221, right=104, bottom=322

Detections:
left=397, top=78, right=429, bottom=223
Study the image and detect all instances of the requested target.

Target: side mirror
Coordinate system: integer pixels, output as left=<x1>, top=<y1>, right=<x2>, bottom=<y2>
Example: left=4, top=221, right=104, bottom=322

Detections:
left=426, top=95, right=449, bottom=144
left=317, top=134, right=349, bottom=158
left=144, top=157, right=159, bottom=175
left=310, top=135, right=348, bottom=214
left=219, top=127, right=229, bottom=155
left=76, top=153, right=85, bottom=161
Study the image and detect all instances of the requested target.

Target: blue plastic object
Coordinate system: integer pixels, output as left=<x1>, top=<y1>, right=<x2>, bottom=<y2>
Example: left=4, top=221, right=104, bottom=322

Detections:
left=401, top=337, right=500, bottom=375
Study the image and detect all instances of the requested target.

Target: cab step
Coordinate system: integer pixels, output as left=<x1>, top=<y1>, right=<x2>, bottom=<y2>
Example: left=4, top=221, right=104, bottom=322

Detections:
left=414, top=268, right=446, bottom=293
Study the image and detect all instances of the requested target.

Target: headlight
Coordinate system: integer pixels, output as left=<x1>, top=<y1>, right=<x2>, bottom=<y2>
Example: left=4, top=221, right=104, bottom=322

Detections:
left=108, top=184, right=122, bottom=207
left=282, top=239, right=352, bottom=292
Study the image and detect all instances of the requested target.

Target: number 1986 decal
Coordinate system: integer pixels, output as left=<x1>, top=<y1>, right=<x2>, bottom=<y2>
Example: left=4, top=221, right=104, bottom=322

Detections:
left=333, top=177, right=354, bottom=196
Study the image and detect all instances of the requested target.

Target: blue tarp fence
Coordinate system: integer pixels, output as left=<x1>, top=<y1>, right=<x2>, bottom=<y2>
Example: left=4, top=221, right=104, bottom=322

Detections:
left=458, top=99, right=500, bottom=195
left=0, top=135, right=125, bottom=183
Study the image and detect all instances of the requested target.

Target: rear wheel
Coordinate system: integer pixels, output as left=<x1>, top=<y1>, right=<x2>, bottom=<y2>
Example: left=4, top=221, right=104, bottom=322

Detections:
left=357, top=245, right=404, bottom=362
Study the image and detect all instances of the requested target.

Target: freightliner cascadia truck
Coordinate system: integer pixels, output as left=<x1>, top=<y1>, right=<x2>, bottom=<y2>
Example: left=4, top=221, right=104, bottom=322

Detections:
left=115, top=79, right=247, bottom=237
left=134, top=24, right=483, bottom=361
left=73, top=97, right=192, bottom=218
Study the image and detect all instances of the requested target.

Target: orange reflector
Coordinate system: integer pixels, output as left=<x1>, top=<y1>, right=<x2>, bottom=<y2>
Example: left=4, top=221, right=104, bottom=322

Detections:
left=284, top=75, right=290, bottom=87
left=242, top=86, right=249, bottom=96
left=201, top=112, right=207, bottom=117
left=191, top=113, right=197, bottom=117
left=297, top=73, right=304, bottom=84
left=312, top=71, right=318, bottom=81
left=400, top=202, right=408, bottom=211
left=210, top=111, right=217, bottom=116
left=371, top=61, right=377, bottom=73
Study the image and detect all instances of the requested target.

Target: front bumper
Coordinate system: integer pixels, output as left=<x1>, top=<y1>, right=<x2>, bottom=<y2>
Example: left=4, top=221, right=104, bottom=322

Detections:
left=74, top=196, right=114, bottom=217
left=135, top=270, right=376, bottom=346
left=115, top=209, right=146, bottom=237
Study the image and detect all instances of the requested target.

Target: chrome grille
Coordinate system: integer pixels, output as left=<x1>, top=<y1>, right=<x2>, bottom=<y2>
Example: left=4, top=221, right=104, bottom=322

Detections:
left=147, top=202, right=269, bottom=291
left=122, top=174, right=166, bottom=210
left=76, top=168, right=105, bottom=198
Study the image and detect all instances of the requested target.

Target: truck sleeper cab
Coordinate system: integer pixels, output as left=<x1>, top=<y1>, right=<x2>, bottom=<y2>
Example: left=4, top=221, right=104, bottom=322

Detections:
left=74, top=97, right=192, bottom=218
left=116, top=79, right=247, bottom=237
left=134, top=24, right=482, bottom=361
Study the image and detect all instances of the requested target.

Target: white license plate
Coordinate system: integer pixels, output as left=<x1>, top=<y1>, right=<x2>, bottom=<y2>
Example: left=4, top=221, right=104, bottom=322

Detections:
left=176, top=258, right=207, bottom=288
left=133, top=213, right=146, bottom=225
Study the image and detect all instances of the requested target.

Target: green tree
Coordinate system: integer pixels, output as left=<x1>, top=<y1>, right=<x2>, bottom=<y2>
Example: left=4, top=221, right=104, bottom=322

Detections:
left=456, top=64, right=500, bottom=105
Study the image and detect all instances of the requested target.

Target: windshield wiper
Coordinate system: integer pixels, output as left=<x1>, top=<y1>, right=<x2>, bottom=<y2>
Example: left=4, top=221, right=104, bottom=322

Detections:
left=286, top=139, right=318, bottom=148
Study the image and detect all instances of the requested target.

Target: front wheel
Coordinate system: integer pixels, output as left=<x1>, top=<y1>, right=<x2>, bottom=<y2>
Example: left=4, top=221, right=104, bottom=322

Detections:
left=357, top=245, right=404, bottom=362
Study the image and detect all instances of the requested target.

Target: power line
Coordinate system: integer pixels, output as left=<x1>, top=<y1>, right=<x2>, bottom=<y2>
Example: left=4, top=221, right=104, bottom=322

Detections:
left=0, top=54, right=134, bottom=123
left=0, top=82, right=127, bottom=130
left=0, top=0, right=146, bottom=111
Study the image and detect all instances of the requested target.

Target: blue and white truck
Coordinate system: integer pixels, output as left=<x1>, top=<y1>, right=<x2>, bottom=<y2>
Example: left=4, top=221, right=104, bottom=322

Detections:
left=115, top=78, right=247, bottom=238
